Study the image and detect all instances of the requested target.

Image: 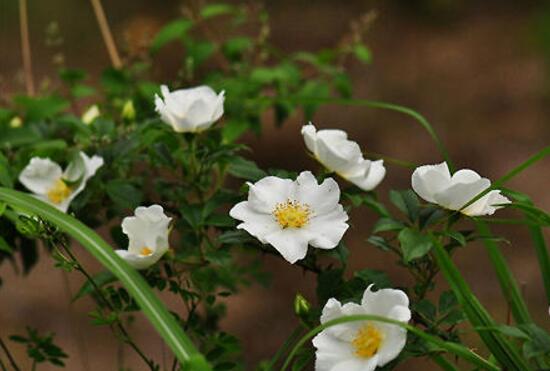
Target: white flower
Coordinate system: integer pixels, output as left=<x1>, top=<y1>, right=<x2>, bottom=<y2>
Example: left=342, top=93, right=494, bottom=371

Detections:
left=81, top=105, right=100, bottom=125
left=115, top=205, right=172, bottom=270
left=19, top=152, right=104, bottom=212
left=155, top=85, right=224, bottom=133
left=313, top=285, right=411, bottom=371
left=301, top=123, right=386, bottom=191
left=411, top=162, right=511, bottom=216
left=229, top=171, right=349, bottom=264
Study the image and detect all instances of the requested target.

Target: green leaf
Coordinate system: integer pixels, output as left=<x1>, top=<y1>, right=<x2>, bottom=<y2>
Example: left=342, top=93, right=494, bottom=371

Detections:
left=389, top=190, right=419, bottom=222
left=476, top=221, right=532, bottom=325
left=398, top=228, right=433, bottom=263
left=0, top=235, right=13, bottom=254
left=222, top=119, right=249, bottom=143
left=105, top=180, right=143, bottom=210
left=73, top=270, right=117, bottom=301
left=15, top=95, right=69, bottom=121
left=227, top=157, right=266, bottom=181
left=200, top=3, right=235, bottom=19
left=354, top=269, right=392, bottom=288
left=432, top=240, right=531, bottom=370
left=0, top=153, right=13, bottom=187
left=150, top=19, right=193, bottom=53
left=372, top=217, right=405, bottom=233
left=353, top=44, right=372, bottom=63
left=0, top=188, right=209, bottom=368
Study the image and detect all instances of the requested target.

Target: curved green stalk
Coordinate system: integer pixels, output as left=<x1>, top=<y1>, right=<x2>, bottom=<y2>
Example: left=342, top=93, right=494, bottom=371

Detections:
left=0, top=188, right=209, bottom=370
left=280, top=314, right=498, bottom=371
left=252, top=96, right=454, bottom=171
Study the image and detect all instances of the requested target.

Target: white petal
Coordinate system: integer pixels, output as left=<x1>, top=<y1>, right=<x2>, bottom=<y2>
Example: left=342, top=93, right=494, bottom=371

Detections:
left=376, top=322, right=408, bottom=366
left=19, top=157, right=62, bottom=195
left=306, top=206, right=349, bottom=249
left=115, top=250, right=160, bottom=270
left=122, top=205, right=171, bottom=256
left=301, top=123, right=318, bottom=155
left=330, top=357, right=378, bottom=371
left=433, top=178, right=490, bottom=211
left=294, top=172, right=341, bottom=214
left=411, top=162, right=451, bottom=203
left=345, top=159, right=386, bottom=191
left=62, top=152, right=104, bottom=210
left=247, top=176, right=294, bottom=213
left=316, top=131, right=362, bottom=173
left=361, top=285, right=411, bottom=320
left=263, top=229, right=309, bottom=264
left=450, top=169, right=482, bottom=184
left=230, top=201, right=279, bottom=243
left=313, top=331, right=354, bottom=371
left=462, top=190, right=511, bottom=216
left=210, top=90, right=225, bottom=123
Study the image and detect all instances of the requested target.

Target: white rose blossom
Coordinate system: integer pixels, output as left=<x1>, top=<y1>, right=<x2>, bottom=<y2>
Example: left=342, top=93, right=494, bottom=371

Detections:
left=19, top=152, right=104, bottom=213
left=229, top=171, right=349, bottom=264
left=301, top=123, right=386, bottom=191
left=115, top=205, right=172, bottom=270
left=155, top=85, right=225, bottom=133
left=313, top=285, right=411, bottom=371
left=412, top=162, right=511, bottom=216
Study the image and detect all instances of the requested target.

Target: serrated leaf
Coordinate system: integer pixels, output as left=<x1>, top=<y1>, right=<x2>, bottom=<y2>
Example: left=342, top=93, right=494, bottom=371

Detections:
left=372, top=218, right=405, bottom=233
left=398, top=228, right=433, bottom=263
left=73, top=271, right=117, bottom=301
left=151, top=19, right=193, bottom=53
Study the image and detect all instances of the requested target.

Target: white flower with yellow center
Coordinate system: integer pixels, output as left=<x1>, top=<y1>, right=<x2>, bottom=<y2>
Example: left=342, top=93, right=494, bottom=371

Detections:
left=154, top=85, right=225, bottom=133
left=18, top=152, right=104, bottom=213
left=313, top=285, right=411, bottom=371
left=301, top=123, right=386, bottom=191
left=229, top=171, right=349, bottom=264
left=115, top=205, right=172, bottom=270
left=412, top=162, right=511, bottom=216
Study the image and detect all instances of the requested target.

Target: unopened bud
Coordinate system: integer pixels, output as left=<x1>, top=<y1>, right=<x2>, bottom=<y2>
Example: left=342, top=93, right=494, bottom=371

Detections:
left=294, top=293, right=311, bottom=319
left=9, top=116, right=22, bottom=128
left=121, top=100, right=135, bottom=121
left=81, top=105, right=100, bottom=125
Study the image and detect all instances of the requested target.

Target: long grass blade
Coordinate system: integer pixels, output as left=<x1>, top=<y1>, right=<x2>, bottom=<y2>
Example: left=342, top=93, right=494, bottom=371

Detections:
left=0, top=188, right=208, bottom=369
left=432, top=241, right=531, bottom=370
left=280, top=314, right=498, bottom=371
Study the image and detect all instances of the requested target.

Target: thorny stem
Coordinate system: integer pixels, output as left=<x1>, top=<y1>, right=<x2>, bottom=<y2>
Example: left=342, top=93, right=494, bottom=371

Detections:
left=54, top=241, right=156, bottom=370
left=0, top=337, right=20, bottom=371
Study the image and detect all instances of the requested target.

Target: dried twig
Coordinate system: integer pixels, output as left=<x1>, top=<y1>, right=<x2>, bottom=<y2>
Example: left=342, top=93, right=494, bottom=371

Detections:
left=18, top=0, right=35, bottom=95
left=90, top=0, right=123, bottom=68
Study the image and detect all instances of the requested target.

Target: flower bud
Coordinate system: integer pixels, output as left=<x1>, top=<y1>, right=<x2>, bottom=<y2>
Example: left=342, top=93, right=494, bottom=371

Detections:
left=294, top=293, right=311, bottom=319
left=121, top=100, right=136, bottom=121
left=9, top=116, right=23, bottom=128
left=81, top=105, right=100, bottom=125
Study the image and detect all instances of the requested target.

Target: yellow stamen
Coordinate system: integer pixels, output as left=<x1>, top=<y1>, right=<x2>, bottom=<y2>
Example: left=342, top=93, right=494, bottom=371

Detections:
left=140, top=247, right=153, bottom=256
left=352, top=324, right=384, bottom=358
left=46, top=179, right=72, bottom=204
left=273, top=199, right=311, bottom=229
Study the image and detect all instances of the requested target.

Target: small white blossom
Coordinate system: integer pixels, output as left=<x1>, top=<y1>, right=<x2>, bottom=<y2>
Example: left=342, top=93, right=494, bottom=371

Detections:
left=81, top=105, right=100, bottom=125
left=412, top=162, right=511, bottom=216
left=313, top=285, right=411, bottom=371
left=301, top=123, right=386, bottom=191
left=229, top=171, right=349, bottom=264
left=155, top=85, right=224, bottom=133
left=115, top=205, right=172, bottom=270
left=19, top=152, right=103, bottom=212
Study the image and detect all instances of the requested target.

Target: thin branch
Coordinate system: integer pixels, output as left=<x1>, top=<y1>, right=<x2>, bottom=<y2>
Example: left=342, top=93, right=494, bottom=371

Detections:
left=89, top=0, right=122, bottom=68
left=18, top=0, right=35, bottom=95
left=0, top=337, right=20, bottom=371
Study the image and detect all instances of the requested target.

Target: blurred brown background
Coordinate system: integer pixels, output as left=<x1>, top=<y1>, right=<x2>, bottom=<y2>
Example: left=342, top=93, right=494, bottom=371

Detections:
left=1, top=0, right=550, bottom=370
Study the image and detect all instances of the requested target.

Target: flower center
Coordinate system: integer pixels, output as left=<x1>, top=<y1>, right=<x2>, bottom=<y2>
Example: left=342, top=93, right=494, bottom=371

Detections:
left=140, top=247, right=153, bottom=256
left=46, top=179, right=72, bottom=204
left=273, top=200, right=311, bottom=229
left=352, top=324, right=384, bottom=359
